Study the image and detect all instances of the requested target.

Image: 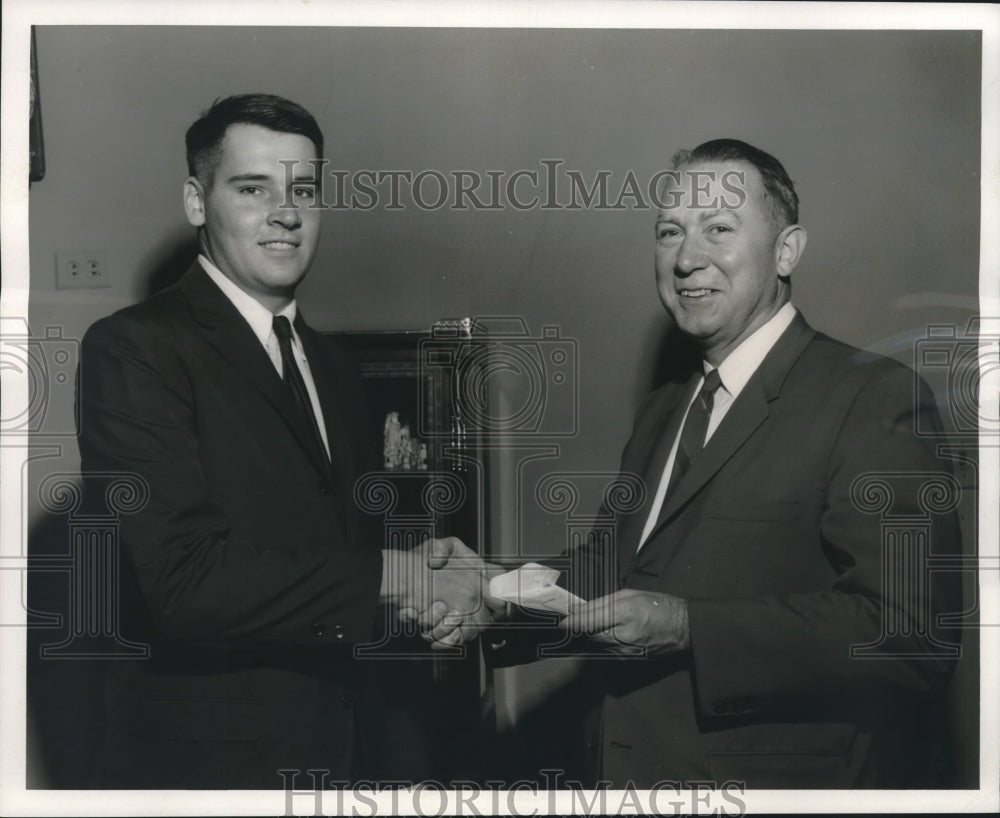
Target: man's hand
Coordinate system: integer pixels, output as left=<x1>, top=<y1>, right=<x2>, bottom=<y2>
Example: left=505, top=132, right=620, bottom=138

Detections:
left=417, top=567, right=507, bottom=650
left=393, top=537, right=506, bottom=649
left=382, top=538, right=500, bottom=649
left=559, top=590, right=690, bottom=657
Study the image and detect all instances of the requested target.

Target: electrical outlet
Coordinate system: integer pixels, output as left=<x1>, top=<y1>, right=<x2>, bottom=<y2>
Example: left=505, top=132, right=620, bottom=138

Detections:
left=55, top=251, right=111, bottom=289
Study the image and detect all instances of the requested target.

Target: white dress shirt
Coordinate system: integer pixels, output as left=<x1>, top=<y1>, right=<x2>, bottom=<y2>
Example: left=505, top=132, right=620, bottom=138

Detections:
left=199, top=254, right=331, bottom=458
left=636, top=302, right=797, bottom=550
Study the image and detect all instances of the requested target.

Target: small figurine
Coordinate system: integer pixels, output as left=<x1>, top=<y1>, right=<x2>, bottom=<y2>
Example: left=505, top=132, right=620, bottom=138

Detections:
left=383, top=411, right=401, bottom=470
left=400, top=425, right=412, bottom=470
left=417, top=442, right=428, bottom=471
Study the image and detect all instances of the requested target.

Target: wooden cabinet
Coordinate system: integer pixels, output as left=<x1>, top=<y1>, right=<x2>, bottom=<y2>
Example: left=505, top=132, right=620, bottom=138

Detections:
left=327, top=321, right=493, bottom=781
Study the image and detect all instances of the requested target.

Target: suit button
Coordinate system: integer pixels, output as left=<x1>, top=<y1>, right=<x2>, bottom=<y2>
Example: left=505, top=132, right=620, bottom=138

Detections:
left=713, top=702, right=728, bottom=715
left=334, top=624, right=345, bottom=640
left=318, top=481, right=331, bottom=494
left=340, top=694, right=355, bottom=709
left=312, top=622, right=326, bottom=638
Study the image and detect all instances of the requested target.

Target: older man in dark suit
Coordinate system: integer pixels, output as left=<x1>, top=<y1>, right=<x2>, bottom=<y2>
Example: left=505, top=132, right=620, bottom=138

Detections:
left=456, top=139, right=963, bottom=788
left=77, top=94, right=488, bottom=788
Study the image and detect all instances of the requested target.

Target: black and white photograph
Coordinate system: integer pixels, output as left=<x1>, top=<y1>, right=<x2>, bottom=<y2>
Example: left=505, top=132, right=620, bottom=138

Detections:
left=1, top=1, right=997, bottom=815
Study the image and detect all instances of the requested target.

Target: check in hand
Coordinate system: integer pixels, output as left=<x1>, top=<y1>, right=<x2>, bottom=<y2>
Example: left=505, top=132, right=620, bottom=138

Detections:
left=386, top=537, right=503, bottom=650
left=559, top=589, right=690, bottom=657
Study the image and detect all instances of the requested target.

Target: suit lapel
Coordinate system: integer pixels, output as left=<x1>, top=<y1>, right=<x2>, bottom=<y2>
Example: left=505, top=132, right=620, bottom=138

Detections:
left=178, top=264, right=330, bottom=479
left=295, top=315, right=349, bottom=487
left=615, top=375, right=699, bottom=570
left=640, top=313, right=816, bottom=546
left=298, top=317, right=364, bottom=547
left=651, top=378, right=769, bottom=529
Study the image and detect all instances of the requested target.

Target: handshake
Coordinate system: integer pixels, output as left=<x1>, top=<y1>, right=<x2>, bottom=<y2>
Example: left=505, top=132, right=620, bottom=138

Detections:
left=379, top=537, right=691, bottom=656
left=379, top=537, right=505, bottom=649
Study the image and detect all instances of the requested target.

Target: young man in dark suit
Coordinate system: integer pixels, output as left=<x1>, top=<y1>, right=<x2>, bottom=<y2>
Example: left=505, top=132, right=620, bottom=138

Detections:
left=451, top=140, right=963, bottom=788
left=77, top=94, right=489, bottom=788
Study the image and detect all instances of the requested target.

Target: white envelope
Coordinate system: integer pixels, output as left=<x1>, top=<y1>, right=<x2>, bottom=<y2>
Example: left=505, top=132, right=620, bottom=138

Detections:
left=489, top=562, right=584, bottom=615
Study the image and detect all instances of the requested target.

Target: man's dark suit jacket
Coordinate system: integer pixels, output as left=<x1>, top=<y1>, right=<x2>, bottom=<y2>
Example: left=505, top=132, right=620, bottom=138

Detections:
left=497, top=312, right=962, bottom=788
left=76, top=263, right=407, bottom=788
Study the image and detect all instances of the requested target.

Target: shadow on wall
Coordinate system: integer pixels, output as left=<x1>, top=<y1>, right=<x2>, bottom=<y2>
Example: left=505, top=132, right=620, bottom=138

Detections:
left=26, top=508, right=108, bottom=788
left=647, top=322, right=703, bottom=393
left=139, top=230, right=199, bottom=298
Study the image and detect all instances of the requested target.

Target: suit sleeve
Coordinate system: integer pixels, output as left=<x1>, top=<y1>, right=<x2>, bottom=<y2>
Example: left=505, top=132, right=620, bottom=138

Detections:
left=686, top=365, right=963, bottom=717
left=77, top=314, right=383, bottom=647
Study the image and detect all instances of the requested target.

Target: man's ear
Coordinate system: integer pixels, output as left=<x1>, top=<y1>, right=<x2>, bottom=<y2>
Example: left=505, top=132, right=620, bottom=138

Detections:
left=183, top=177, right=207, bottom=227
left=774, top=224, right=807, bottom=278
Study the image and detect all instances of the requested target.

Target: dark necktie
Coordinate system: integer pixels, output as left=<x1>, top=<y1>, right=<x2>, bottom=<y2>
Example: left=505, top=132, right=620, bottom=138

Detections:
left=272, top=315, right=329, bottom=464
left=666, top=367, right=723, bottom=498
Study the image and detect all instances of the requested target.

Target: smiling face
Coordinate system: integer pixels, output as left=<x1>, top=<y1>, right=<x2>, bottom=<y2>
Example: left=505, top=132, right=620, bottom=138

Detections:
left=654, top=161, right=806, bottom=365
left=183, top=123, right=322, bottom=312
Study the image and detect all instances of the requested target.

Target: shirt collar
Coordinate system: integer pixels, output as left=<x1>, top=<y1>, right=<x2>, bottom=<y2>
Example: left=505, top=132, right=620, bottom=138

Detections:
left=199, top=254, right=297, bottom=346
left=707, top=302, right=797, bottom=400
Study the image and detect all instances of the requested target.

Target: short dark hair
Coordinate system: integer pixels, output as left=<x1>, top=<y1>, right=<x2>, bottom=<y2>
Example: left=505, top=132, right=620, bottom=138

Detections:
left=185, top=93, right=324, bottom=186
left=671, top=138, right=799, bottom=228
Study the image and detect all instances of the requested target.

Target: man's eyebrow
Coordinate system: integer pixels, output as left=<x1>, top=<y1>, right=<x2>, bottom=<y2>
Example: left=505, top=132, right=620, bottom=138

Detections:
left=225, top=172, right=319, bottom=185
left=225, top=173, right=272, bottom=184
left=699, top=209, right=742, bottom=222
